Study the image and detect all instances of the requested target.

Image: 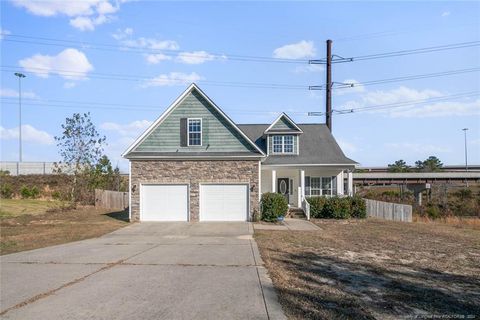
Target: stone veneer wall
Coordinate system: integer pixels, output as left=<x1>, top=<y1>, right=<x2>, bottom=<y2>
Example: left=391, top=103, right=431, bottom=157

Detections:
left=130, top=160, right=260, bottom=222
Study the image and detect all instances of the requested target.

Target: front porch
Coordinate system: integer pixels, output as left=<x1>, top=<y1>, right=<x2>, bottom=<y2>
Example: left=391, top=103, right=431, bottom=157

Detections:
left=260, top=165, right=355, bottom=208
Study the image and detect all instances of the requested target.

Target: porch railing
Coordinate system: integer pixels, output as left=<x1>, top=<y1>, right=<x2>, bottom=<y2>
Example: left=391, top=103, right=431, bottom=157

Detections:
left=301, top=196, right=311, bottom=220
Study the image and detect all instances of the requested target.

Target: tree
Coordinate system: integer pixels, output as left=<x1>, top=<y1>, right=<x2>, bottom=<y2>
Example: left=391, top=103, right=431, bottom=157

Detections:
left=89, top=155, right=121, bottom=191
left=387, top=160, right=411, bottom=173
left=415, top=156, right=443, bottom=172
left=55, top=113, right=106, bottom=201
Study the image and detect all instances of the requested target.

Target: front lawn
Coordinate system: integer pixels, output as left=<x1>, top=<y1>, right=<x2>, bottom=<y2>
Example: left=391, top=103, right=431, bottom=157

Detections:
left=0, top=199, right=129, bottom=255
left=255, top=219, right=480, bottom=319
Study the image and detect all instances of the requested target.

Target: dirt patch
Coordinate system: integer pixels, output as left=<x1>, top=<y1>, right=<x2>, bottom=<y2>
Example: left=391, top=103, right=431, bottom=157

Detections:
left=254, top=218, right=480, bottom=319
left=1, top=200, right=129, bottom=255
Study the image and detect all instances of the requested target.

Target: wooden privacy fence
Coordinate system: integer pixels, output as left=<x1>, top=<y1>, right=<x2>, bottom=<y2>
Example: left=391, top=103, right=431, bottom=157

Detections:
left=364, top=198, right=412, bottom=222
left=95, top=189, right=129, bottom=210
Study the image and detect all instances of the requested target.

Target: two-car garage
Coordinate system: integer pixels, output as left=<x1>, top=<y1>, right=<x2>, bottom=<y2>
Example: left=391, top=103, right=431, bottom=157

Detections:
left=140, top=184, right=249, bottom=222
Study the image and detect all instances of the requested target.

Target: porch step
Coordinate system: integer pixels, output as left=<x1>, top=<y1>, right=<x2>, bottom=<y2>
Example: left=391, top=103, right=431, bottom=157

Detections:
left=287, top=207, right=306, bottom=219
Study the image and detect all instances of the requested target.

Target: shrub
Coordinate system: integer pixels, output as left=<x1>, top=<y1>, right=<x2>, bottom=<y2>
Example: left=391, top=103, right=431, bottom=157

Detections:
left=350, top=196, right=367, bottom=218
left=30, top=186, right=40, bottom=199
left=261, top=192, right=288, bottom=222
left=20, top=185, right=32, bottom=199
left=0, top=184, right=13, bottom=199
left=20, top=185, right=40, bottom=199
left=425, top=204, right=441, bottom=219
left=307, top=196, right=328, bottom=218
left=51, top=191, right=61, bottom=200
left=455, top=188, right=472, bottom=200
left=307, top=196, right=367, bottom=219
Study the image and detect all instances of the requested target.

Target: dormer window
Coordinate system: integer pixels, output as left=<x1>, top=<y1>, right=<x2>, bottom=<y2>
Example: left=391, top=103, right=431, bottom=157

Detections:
left=188, top=118, right=202, bottom=146
left=272, top=135, right=294, bottom=154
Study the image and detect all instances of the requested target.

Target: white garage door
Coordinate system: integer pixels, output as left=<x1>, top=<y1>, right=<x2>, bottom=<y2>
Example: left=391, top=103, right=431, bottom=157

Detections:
left=200, top=184, right=248, bottom=221
left=141, top=184, right=188, bottom=221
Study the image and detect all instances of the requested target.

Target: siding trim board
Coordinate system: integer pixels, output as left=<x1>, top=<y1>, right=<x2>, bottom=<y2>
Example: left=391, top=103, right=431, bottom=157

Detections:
left=264, top=112, right=303, bottom=134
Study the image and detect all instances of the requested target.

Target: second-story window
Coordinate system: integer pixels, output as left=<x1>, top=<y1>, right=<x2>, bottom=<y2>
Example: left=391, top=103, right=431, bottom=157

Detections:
left=272, top=135, right=295, bottom=154
left=188, top=118, right=202, bottom=146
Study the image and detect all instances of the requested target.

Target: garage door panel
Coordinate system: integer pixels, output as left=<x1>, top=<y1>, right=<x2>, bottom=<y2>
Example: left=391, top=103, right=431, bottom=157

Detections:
left=200, top=184, right=248, bottom=221
left=141, top=185, right=188, bottom=221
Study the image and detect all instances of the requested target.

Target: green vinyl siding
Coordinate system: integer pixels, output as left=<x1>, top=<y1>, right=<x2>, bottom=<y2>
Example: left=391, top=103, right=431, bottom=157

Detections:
left=268, top=135, right=298, bottom=154
left=269, top=116, right=299, bottom=131
left=134, top=90, right=258, bottom=153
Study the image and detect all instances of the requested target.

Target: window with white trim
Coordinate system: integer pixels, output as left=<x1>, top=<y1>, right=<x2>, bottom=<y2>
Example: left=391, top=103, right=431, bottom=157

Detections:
left=271, top=135, right=295, bottom=154
left=188, top=119, right=202, bottom=146
left=309, top=176, right=333, bottom=196
left=310, top=177, right=321, bottom=196
left=273, top=136, right=283, bottom=153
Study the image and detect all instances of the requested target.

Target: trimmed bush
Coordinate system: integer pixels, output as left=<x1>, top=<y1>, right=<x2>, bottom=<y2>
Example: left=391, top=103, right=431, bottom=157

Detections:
left=306, top=196, right=367, bottom=219
left=261, top=192, right=288, bottom=222
left=1, top=184, right=13, bottom=199
left=351, top=196, right=367, bottom=218
left=307, top=196, right=327, bottom=218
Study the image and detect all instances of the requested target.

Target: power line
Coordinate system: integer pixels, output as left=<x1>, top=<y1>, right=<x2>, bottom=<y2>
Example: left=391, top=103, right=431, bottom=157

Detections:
left=0, top=66, right=307, bottom=90
left=1, top=34, right=308, bottom=64
left=309, top=40, right=480, bottom=64
left=310, top=67, right=480, bottom=90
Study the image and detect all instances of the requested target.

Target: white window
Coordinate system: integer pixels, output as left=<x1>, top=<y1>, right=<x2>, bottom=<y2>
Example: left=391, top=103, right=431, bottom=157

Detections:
left=310, top=177, right=321, bottom=196
left=272, top=135, right=295, bottom=154
left=188, top=118, right=202, bottom=146
left=309, top=177, right=333, bottom=196
left=321, top=177, right=332, bottom=196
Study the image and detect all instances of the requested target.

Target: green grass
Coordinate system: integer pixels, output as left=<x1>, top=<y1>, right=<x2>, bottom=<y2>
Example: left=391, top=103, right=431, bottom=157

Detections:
left=0, top=199, right=63, bottom=218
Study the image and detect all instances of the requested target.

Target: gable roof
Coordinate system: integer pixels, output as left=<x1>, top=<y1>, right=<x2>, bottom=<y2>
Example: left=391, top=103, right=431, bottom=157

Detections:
left=122, top=83, right=266, bottom=158
left=238, top=123, right=357, bottom=166
left=264, top=113, right=303, bottom=134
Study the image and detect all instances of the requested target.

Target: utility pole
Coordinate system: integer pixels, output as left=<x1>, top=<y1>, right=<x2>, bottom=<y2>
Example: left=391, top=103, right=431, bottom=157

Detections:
left=462, top=128, right=468, bottom=172
left=14, top=72, right=26, bottom=162
left=325, top=39, right=332, bottom=131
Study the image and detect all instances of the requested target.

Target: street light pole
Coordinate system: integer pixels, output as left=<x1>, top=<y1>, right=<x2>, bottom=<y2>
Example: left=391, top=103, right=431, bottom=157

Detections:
left=462, top=128, right=468, bottom=172
left=14, top=72, right=26, bottom=162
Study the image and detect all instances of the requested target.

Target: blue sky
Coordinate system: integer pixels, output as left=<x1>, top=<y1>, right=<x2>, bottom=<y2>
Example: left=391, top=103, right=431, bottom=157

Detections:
left=1, top=0, right=479, bottom=171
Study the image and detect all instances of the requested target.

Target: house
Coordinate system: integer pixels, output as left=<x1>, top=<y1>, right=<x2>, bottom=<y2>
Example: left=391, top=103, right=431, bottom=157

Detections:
left=122, top=83, right=356, bottom=222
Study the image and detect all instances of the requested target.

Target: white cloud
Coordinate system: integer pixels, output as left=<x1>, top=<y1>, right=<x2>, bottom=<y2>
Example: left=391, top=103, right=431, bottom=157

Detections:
left=145, top=53, right=171, bottom=64
left=19, top=48, right=94, bottom=80
left=441, top=11, right=451, bottom=17
left=101, top=120, right=152, bottom=136
left=11, top=0, right=119, bottom=31
left=0, top=88, right=38, bottom=99
left=385, top=142, right=451, bottom=154
left=142, top=72, right=203, bottom=88
left=176, top=51, right=220, bottom=64
left=0, top=125, right=54, bottom=145
left=63, top=82, right=77, bottom=89
left=112, top=27, right=133, bottom=40
left=333, top=79, right=366, bottom=96
left=0, top=27, right=11, bottom=40
left=389, top=99, right=480, bottom=118
left=273, top=40, right=316, bottom=59
left=343, top=86, right=479, bottom=118
left=293, top=64, right=324, bottom=73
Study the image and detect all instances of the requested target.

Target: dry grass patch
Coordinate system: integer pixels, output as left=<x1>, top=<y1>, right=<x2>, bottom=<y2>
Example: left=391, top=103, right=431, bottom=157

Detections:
left=1, top=199, right=129, bottom=255
left=255, top=218, right=480, bottom=319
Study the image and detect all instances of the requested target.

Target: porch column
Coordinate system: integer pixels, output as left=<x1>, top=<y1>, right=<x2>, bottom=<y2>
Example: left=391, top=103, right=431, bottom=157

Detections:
left=271, top=170, right=276, bottom=193
left=300, top=169, right=305, bottom=199
left=337, top=171, right=344, bottom=196
left=347, top=170, right=353, bottom=196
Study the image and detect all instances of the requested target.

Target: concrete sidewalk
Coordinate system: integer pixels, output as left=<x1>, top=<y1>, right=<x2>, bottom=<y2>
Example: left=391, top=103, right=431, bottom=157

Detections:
left=1, top=222, right=285, bottom=320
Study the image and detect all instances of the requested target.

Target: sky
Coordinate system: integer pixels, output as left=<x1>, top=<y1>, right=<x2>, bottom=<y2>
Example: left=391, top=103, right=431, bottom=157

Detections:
left=1, top=0, right=479, bottom=172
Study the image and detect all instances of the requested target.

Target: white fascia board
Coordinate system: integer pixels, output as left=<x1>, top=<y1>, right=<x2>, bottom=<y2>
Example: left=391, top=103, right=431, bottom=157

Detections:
left=122, top=83, right=266, bottom=158
left=264, top=112, right=303, bottom=134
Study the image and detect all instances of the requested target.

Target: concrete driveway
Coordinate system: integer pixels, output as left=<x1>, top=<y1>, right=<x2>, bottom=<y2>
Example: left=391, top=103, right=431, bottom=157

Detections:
left=1, top=222, right=285, bottom=320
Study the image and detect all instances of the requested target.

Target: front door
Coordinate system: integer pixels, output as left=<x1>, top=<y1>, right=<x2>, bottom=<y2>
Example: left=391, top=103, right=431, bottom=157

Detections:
left=277, top=178, right=289, bottom=203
